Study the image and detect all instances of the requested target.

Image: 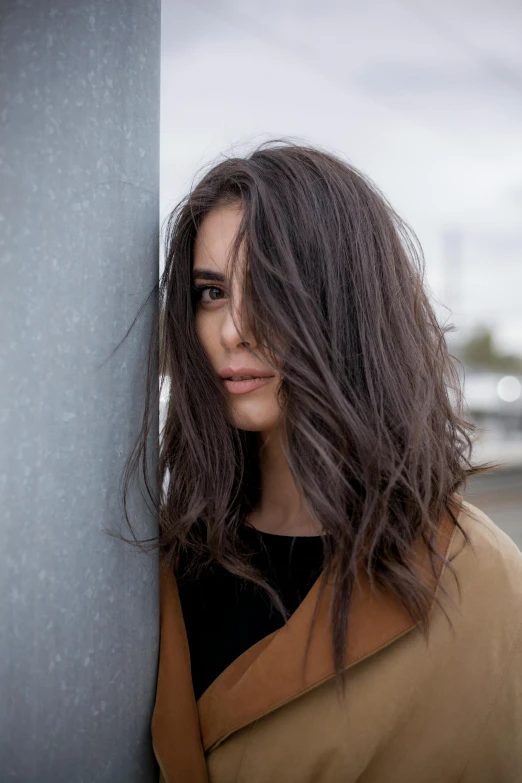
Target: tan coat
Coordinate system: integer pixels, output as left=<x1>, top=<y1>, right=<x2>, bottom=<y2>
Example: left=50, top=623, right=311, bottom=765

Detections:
left=151, top=498, right=522, bottom=782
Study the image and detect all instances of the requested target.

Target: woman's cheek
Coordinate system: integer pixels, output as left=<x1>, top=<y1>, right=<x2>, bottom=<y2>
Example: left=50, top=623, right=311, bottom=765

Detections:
left=195, top=313, right=217, bottom=355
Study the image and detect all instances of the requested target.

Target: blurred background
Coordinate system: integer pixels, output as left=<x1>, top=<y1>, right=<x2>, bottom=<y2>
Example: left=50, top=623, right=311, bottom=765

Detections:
left=159, top=0, right=522, bottom=545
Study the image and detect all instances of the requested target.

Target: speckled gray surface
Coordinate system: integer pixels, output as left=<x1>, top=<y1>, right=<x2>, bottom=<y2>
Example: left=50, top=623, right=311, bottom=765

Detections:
left=0, top=1, right=161, bottom=779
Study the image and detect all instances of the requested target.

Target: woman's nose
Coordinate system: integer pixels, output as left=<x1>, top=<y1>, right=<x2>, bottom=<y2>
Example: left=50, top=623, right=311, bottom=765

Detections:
left=220, top=296, right=255, bottom=349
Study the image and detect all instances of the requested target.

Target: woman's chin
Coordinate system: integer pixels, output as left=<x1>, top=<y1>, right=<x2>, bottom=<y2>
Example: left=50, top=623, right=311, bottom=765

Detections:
left=228, top=405, right=281, bottom=434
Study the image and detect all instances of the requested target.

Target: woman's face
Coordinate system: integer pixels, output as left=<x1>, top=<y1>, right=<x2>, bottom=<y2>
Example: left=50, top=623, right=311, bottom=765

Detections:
left=192, top=203, right=283, bottom=434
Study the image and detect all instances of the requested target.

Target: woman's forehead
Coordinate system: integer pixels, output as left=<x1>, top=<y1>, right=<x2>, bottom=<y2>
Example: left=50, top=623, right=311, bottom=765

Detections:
left=193, top=204, right=245, bottom=276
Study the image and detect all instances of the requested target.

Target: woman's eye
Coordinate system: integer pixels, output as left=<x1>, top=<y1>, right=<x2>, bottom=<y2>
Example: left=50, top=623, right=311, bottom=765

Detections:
left=192, top=285, right=224, bottom=304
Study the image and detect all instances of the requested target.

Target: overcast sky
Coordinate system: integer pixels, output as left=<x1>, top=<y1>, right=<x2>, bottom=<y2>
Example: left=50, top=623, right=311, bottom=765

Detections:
left=160, top=0, right=522, bottom=354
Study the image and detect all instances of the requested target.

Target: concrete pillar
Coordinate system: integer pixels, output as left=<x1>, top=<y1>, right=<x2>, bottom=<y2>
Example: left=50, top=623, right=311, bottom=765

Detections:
left=0, top=1, right=161, bottom=779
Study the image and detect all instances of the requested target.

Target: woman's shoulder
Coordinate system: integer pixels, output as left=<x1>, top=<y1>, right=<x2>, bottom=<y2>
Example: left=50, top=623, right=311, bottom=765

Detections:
left=451, top=498, right=521, bottom=562
left=447, top=498, right=522, bottom=617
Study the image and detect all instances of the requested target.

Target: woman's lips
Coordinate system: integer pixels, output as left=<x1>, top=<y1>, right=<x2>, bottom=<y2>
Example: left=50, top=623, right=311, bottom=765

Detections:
left=222, top=376, right=274, bottom=394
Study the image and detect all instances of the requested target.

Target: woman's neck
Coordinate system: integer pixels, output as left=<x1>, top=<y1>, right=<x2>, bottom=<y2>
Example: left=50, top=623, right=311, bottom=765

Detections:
left=248, top=429, right=324, bottom=537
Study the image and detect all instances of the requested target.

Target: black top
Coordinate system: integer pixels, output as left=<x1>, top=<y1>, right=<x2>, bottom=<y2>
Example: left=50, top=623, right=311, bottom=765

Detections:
left=176, top=522, right=325, bottom=701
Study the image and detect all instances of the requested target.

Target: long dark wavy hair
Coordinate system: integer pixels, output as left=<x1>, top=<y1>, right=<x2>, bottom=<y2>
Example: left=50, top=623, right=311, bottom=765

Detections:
left=121, top=140, right=496, bottom=699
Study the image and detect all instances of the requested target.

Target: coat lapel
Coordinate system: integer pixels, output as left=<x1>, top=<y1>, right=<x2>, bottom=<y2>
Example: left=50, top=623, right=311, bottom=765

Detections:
left=152, top=496, right=461, bottom=782
left=151, top=563, right=210, bottom=783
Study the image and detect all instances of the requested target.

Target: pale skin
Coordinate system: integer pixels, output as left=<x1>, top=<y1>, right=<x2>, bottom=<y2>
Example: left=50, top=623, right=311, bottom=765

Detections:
left=192, top=203, right=324, bottom=537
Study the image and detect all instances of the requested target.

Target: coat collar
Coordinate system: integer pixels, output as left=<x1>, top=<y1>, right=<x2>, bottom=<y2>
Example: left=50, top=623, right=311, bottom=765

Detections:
left=152, top=496, right=462, bottom=783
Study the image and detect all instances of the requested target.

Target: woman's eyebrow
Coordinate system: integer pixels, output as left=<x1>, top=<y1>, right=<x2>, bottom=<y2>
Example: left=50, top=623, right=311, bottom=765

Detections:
left=191, top=268, right=226, bottom=282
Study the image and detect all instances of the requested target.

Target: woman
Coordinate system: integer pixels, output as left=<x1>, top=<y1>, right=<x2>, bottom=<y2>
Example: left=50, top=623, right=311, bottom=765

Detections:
left=125, top=142, right=522, bottom=782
